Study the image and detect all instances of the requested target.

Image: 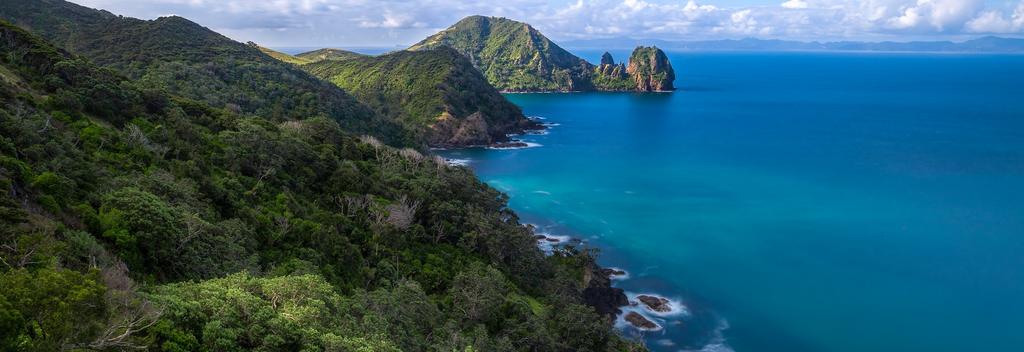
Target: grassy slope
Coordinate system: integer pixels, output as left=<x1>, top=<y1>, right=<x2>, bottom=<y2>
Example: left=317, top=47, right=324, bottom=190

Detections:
left=257, top=45, right=312, bottom=65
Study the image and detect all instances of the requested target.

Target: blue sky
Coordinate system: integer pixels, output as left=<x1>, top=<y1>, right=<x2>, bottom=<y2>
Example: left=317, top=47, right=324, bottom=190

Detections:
left=73, top=0, right=1024, bottom=47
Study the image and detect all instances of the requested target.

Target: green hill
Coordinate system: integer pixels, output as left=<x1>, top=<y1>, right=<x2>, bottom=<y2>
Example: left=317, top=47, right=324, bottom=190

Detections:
left=409, top=15, right=676, bottom=92
left=0, top=19, right=640, bottom=352
left=296, top=48, right=368, bottom=63
left=255, top=44, right=312, bottom=65
left=409, top=15, right=594, bottom=92
left=0, top=0, right=409, bottom=145
left=302, top=47, right=539, bottom=147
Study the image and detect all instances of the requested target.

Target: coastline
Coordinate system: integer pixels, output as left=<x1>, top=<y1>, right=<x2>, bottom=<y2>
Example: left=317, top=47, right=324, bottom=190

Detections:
left=435, top=112, right=732, bottom=352
left=501, top=89, right=676, bottom=94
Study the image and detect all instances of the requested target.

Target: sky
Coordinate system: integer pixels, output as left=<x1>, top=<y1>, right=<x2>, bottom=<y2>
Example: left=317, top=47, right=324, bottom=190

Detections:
left=71, top=0, right=1024, bottom=47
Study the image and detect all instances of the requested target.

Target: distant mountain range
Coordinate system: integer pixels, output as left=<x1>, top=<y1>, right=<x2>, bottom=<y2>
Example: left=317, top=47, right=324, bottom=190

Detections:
left=561, top=37, right=1024, bottom=53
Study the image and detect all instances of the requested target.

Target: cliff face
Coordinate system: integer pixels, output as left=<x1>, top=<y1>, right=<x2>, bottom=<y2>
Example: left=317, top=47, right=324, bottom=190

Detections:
left=301, top=47, right=539, bottom=148
left=627, top=46, right=676, bottom=91
left=592, top=48, right=676, bottom=92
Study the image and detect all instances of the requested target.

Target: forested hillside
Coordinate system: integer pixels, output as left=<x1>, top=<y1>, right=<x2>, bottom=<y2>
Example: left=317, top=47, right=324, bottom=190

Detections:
left=0, top=0, right=410, bottom=145
left=0, top=19, right=641, bottom=351
left=410, top=15, right=594, bottom=92
left=302, top=47, right=540, bottom=147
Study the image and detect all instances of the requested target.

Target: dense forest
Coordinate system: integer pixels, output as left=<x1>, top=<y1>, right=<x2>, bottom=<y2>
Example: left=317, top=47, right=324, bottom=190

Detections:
left=0, top=2, right=642, bottom=351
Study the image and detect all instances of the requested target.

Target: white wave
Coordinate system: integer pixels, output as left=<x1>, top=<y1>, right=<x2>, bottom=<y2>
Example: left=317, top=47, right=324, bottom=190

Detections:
left=681, top=318, right=734, bottom=352
left=529, top=116, right=546, bottom=120
left=682, top=343, right=735, bottom=352
left=532, top=190, right=552, bottom=195
left=444, top=158, right=471, bottom=166
left=525, top=129, right=549, bottom=135
left=607, top=267, right=630, bottom=281
left=655, top=339, right=676, bottom=347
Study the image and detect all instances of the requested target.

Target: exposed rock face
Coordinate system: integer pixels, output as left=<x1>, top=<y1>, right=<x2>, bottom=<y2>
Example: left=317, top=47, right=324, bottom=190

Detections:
left=582, top=263, right=629, bottom=316
left=625, top=312, right=659, bottom=330
left=592, top=48, right=675, bottom=91
left=636, top=294, right=672, bottom=313
left=627, top=46, right=675, bottom=91
left=600, top=51, right=615, bottom=65
left=430, top=111, right=489, bottom=147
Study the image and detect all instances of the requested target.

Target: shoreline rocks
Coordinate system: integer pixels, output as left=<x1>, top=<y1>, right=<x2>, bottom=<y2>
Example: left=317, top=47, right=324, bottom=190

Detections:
left=637, top=294, right=673, bottom=313
left=583, top=263, right=630, bottom=317
left=625, top=312, right=659, bottom=330
left=489, top=140, right=530, bottom=149
left=600, top=268, right=627, bottom=278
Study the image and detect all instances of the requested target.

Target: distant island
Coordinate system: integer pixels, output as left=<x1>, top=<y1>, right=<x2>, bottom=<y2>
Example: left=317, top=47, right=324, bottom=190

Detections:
left=409, top=16, right=675, bottom=92
left=561, top=36, right=1024, bottom=53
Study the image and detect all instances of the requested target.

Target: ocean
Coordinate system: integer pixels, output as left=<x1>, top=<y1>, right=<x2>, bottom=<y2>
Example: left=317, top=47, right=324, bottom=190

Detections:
left=438, top=51, right=1024, bottom=351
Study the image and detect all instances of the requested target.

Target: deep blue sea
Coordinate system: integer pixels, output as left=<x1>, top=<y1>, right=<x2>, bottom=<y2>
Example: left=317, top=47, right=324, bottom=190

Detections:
left=439, top=51, right=1024, bottom=352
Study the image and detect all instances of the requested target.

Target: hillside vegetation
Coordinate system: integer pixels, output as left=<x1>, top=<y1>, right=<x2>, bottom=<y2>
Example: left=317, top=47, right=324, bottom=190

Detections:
left=0, top=19, right=642, bottom=351
left=410, top=15, right=593, bottom=92
left=0, top=0, right=410, bottom=145
left=302, top=47, right=539, bottom=147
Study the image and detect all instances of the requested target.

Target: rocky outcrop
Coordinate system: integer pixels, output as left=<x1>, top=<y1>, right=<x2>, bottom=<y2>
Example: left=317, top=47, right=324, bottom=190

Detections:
left=592, top=47, right=675, bottom=91
left=627, top=46, right=675, bottom=91
left=430, top=111, right=489, bottom=147
left=582, top=263, right=629, bottom=317
left=637, top=294, right=672, bottom=313
left=428, top=111, right=540, bottom=148
left=591, top=52, right=632, bottom=91
left=625, top=312, right=659, bottom=330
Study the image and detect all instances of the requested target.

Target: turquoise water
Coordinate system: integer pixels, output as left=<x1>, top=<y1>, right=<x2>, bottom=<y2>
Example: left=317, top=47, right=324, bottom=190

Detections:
left=440, top=52, right=1024, bottom=351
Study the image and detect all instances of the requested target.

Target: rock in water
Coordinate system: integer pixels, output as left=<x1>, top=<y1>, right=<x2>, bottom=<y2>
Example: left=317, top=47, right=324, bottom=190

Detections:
left=600, top=268, right=627, bottom=278
left=627, top=46, right=675, bottom=91
left=600, top=51, right=615, bottom=65
left=625, top=312, right=660, bottom=330
left=637, top=294, right=672, bottom=313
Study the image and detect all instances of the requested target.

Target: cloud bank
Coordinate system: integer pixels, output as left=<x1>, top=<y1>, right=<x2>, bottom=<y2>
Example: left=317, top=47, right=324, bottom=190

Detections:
left=73, top=0, right=1024, bottom=46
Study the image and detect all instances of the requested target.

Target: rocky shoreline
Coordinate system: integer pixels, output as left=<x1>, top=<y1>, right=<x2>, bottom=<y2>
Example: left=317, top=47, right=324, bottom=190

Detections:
left=531, top=229, right=684, bottom=333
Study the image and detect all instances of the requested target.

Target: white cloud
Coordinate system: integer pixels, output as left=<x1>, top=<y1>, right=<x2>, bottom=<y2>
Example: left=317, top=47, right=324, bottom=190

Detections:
left=966, top=1, right=1024, bottom=33
left=69, top=0, right=1024, bottom=46
left=782, top=0, right=809, bottom=9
